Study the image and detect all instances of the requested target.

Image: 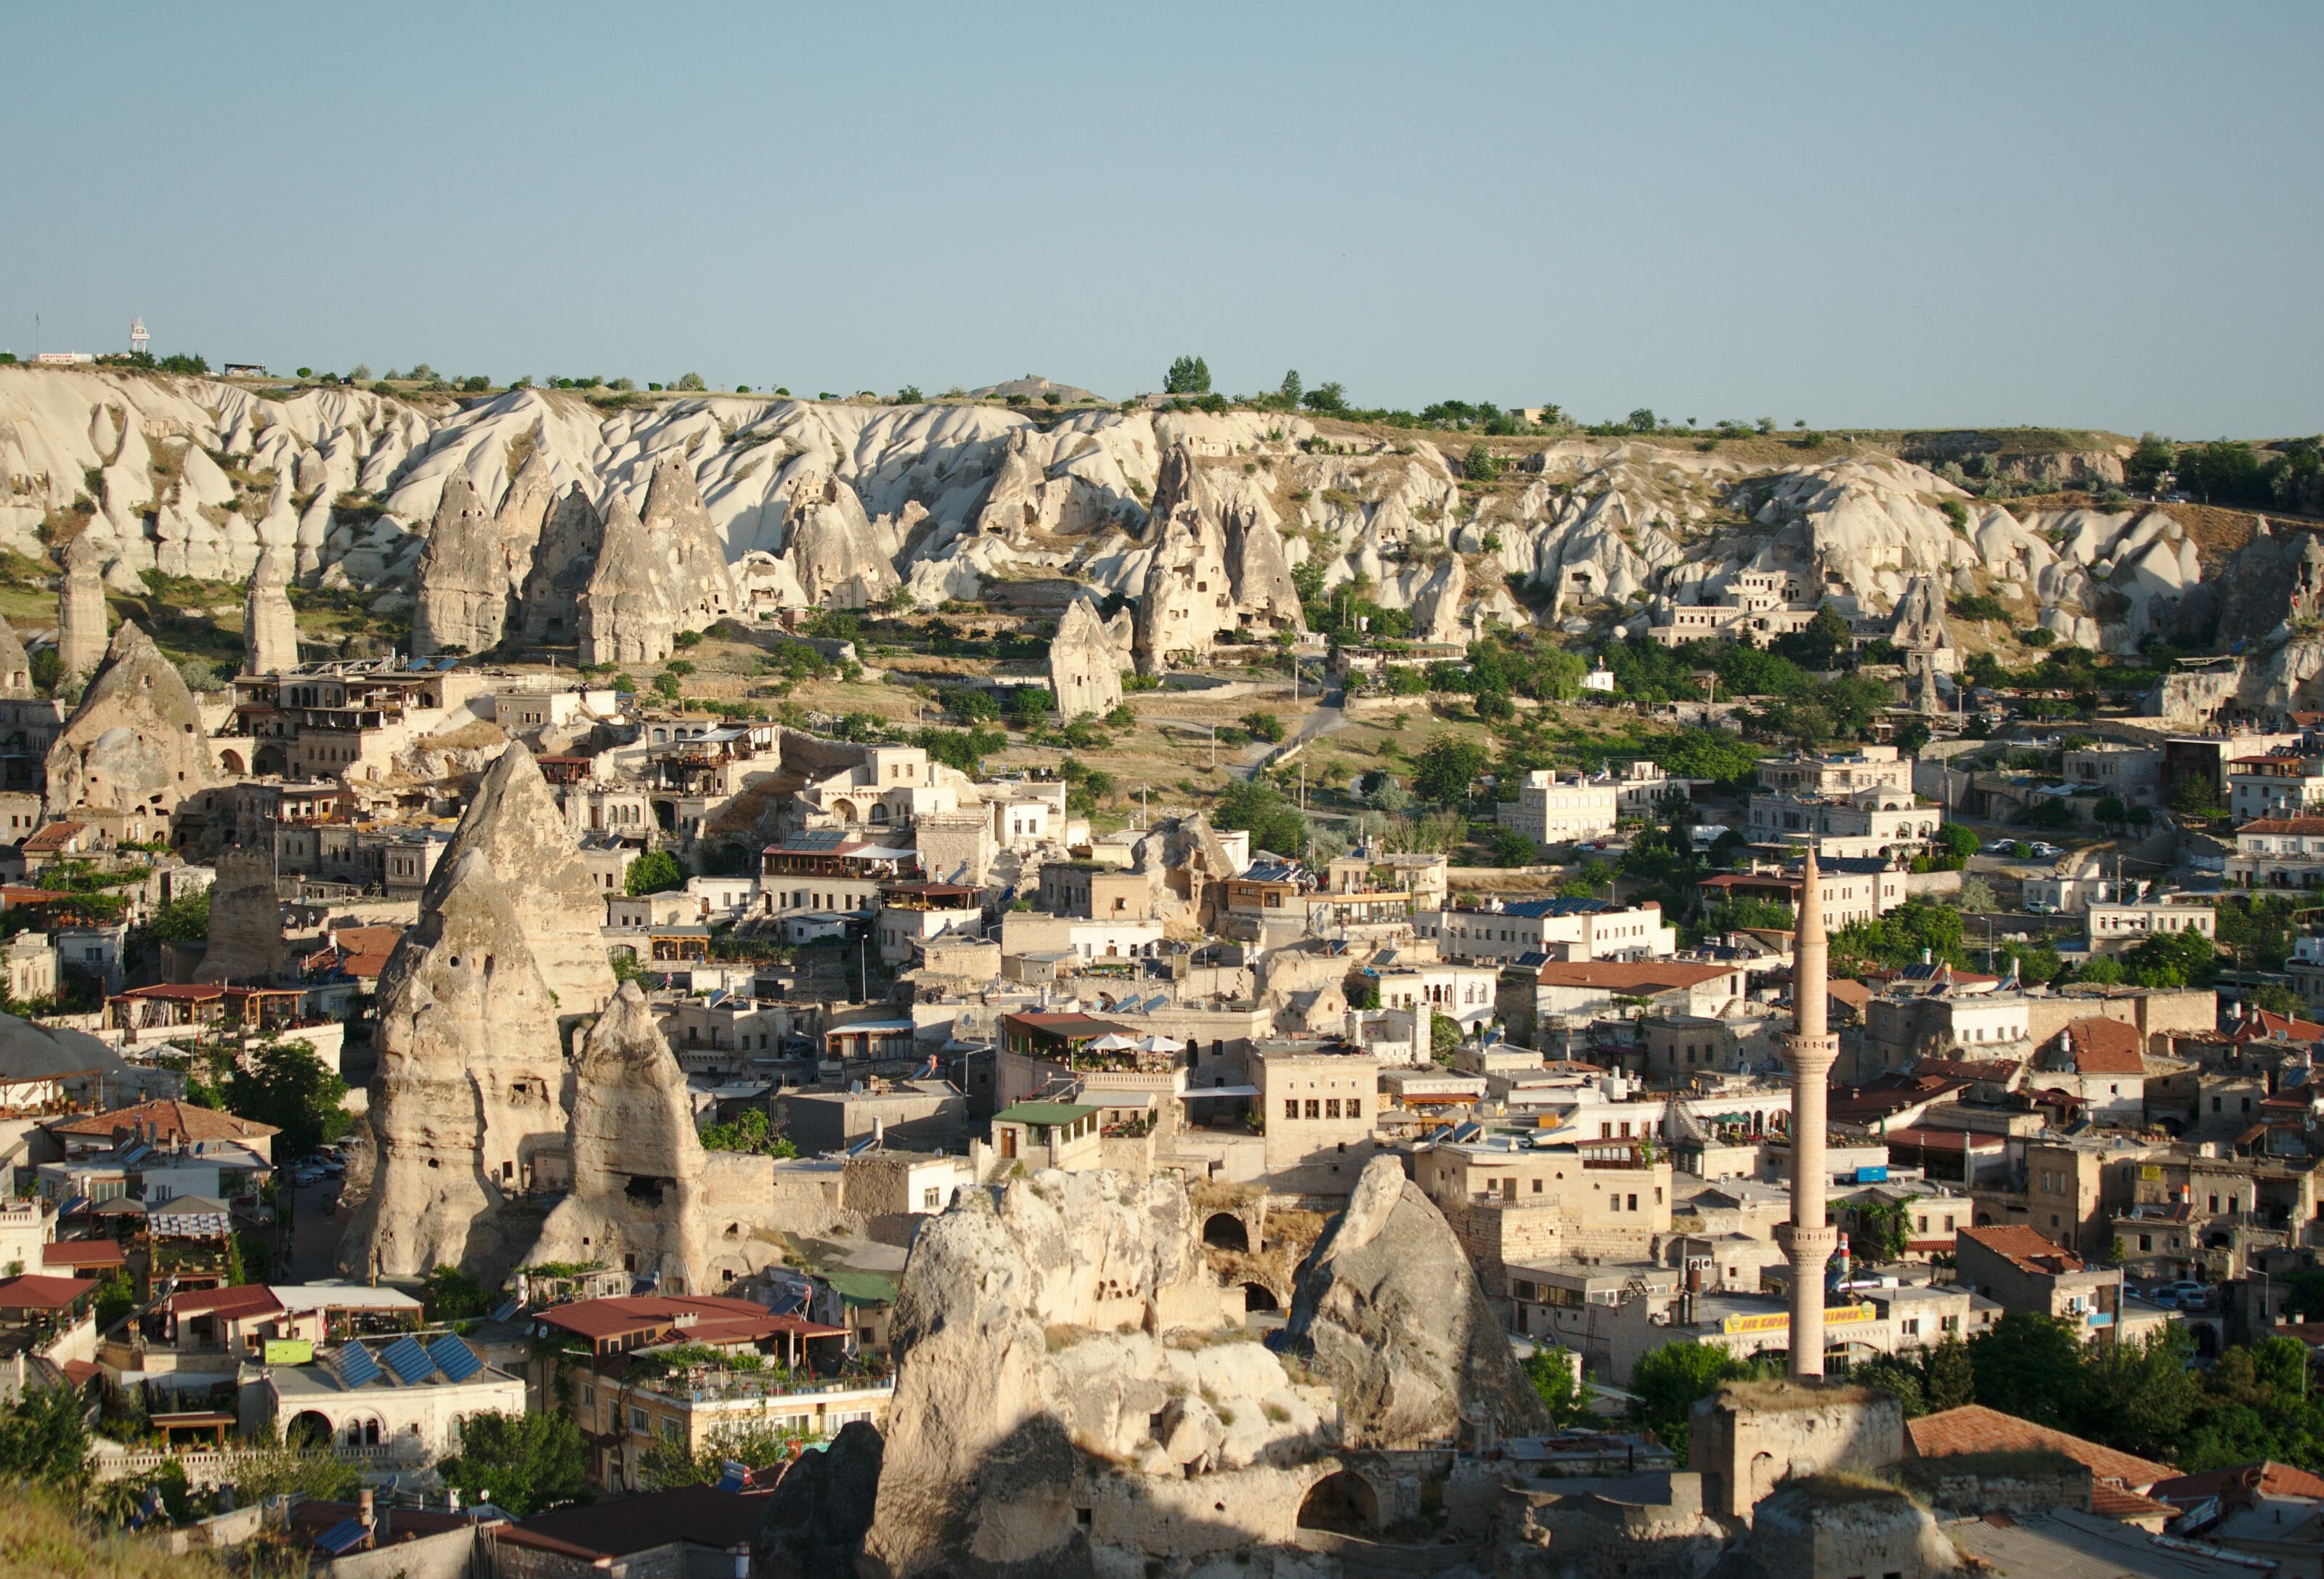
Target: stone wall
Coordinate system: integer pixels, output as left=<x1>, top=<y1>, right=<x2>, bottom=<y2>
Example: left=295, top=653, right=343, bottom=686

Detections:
left=1689, top=1380, right=1905, bottom=1522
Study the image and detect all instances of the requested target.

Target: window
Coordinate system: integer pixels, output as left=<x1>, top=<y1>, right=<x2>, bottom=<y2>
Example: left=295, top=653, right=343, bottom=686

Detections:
left=1346, top=1099, right=1361, bottom=1119
left=1532, top=1178, right=1543, bottom=1193
left=1284, top=1100, right=1298, bottom=1120
left=1304, top=1100, right=1320, bottom=1120
left=1628, top=1194, right=1638, bottom=1212
left=630, top=1406, right=649, bottom=1433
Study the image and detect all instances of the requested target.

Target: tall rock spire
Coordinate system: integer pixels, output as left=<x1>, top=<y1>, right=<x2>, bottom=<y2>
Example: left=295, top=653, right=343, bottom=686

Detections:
left=1781, top=844, right=1840, bottom=1379
left=57, top=532, right=108, bottom=681
left=243, top=543, right=300, bottom=676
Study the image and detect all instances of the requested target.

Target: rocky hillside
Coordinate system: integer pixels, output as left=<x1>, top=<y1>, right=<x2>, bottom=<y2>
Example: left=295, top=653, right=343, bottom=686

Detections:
left=0, top=366, right=2293, bottom=668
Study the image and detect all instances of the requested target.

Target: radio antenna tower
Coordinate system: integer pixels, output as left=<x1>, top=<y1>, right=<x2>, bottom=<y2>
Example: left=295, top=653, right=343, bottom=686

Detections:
left=129, top=318, right=150, bottom=358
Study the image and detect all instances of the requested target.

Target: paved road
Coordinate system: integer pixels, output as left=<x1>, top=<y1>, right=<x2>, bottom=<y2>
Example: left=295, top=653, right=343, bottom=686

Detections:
left=278, top=1173, right=347, bottom=1283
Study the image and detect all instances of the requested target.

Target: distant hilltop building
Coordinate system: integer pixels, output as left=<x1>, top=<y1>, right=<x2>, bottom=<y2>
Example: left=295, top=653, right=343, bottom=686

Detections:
left=33, top=352, right=94, bottom=366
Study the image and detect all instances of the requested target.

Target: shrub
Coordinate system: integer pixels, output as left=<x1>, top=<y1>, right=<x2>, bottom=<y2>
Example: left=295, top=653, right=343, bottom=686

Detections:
left=1240, top=710, right=1286, bottom=744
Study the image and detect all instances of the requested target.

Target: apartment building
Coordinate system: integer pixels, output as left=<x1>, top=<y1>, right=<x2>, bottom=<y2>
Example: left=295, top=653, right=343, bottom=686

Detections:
left=1421, top=898, right=1675, bottom=965
left=1495, top=772, right=1620, bottom=848
left=2086, top=896, right=2217, bottom=952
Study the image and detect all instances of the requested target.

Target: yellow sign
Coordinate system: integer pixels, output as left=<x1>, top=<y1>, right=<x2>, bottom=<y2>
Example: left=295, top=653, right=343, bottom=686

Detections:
left=263, top=1339, right=313, bottom=1365
left=2140, top=1165, right=2163, bottom=1181
left=1720, top=1303, right=1876, bottom=1337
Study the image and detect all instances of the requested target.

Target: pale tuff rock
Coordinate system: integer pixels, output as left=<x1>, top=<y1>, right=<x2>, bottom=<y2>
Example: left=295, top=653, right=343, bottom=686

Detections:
left=641, top=455, right=739, bottom=629
left=2214, top=518, right=2324, bottom=649
left=785, top=473, right=900, bottom=609
left=413, top=471, right=508, bottom=657
left=1226, top=502, right=1307, bottom=633
left=1286, top=1154, right=1549, bottom=1447
left=339, top=848, right=570, bottom=1279
left=492, top=447, right=557, bottom=599
left=421, top=742, right=615, bottom=1016
left=192, top=845, right=285, bottom=984
left=1888, top=572, right=1953, bottom=660
left=1132, top=514, right=1235, bottom=673
left=44, top=622, right=216, bottom=819
left=57, top=532, right=108, bottom=680
left=242, top=543, right=300, bottom=676
left=531, top=981, right=707, bottom=1293
left=1047, top=596, right=1123, bottom=720
left=518, top=484, right=604, bottom=645
left=578, top=492, right=678, bottom=665
left=861, top=1169, right=1333, bottom=1578
left=0, top=617, right=32, bottom=697
left=1410, top=553, right=1469, bottom=644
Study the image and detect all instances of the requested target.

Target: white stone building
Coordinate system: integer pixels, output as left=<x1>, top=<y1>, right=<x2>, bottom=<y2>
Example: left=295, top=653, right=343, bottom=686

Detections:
left=1495, top=773, right=1620, bottom=848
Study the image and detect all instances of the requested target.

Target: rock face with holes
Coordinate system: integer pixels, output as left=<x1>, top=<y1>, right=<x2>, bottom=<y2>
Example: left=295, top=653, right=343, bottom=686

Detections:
left=44, top=621, right=216, bottom=819
left=517, top=484, right=604, bottom=646
left=0, top=616, right=33, bottom=697
left=242, top=542, right=301, bottom=676
left=641, top=455, right=739, bottom=630
left=1047, top=596, right=1123, bottom=721
left=530, top=981, right=708, bottom=1291
left=578, top=491, right=678, bottom=665
left=57, top=531, right=108, bottom=680
left=413, top=471, right=509, bottom=657
left=1285, top=1153, right=1549, bottom=1448
left=338, top=743, right=617, bottom=1280
left=193, top=845, right=285, bottom=984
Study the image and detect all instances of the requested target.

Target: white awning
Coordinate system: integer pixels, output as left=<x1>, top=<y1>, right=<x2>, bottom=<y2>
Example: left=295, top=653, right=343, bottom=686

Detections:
left=1182, top=1084, right=1259, bottom=1098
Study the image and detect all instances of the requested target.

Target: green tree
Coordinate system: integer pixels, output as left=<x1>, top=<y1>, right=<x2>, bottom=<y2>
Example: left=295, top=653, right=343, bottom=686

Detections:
left=2074, top=1328, right=2198, bottom=1462
left=1277, top=370, right=1302, bottom=405
left=1849, top=1352, right=1927, bottom=1417
left=1462, top=445, right=1501, bottom=483
left=2092, top=795, right=2127, bottom=829
left=0, top=1380, right=90, bottom=1489
left=2170, top=774, right=2225, bottom=819
left=1969, top=1312, right=2084, bottom=1428
left=676, top=371, right=707, bottom=391
left=1240, top=710, right=1286, bottom=744
left=1301, top=381, right=1348, bottom=415
left=2126, top=432, right=2176, bottom=492
left=423, top=1266, right=492, bottom=1321
left=1628, top=1341, right=1760, bottom=1456
left=1925, top=1336, right=1975, bottom=1412
left=627, top=850, right=686, bottom=895
left=1935, top=823, right=1981, bottom=860
left=2122, top=926, right=2217, bottom=988
left=1213, top=779, right=1308, bottom=857
left=1524, top=1347, right=1596, bottom=1429
left=1852, top=1194, right=1918, bottom=1263
left=1163, top=355, right=1211, bottom=395
left=1491, top=829, right=1537, bottom=867
left=637, top=1419, right=810, bottom=1490
left=1412, top=736, right=1489, bottom=803
left=1430, top=1010, right=1463, bottom=1060
left=147, top=887, right=211, bottom=944
left=225, top=1039, right=350, bottom=1161
left=436, top=1410, right=590, bottom=1515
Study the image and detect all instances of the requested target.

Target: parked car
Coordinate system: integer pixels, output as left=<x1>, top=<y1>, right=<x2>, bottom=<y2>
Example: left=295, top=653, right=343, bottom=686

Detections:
left=2028, top=841, right=2063, bottom=857
left=2023, top=901, right=2058, bottom=915
left=2153, top=1279, right=2209, bottom=1310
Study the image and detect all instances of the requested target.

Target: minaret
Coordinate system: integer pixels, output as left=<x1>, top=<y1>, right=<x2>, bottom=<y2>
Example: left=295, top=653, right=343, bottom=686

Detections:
left=1779, top=844, right=1840, bottom=1379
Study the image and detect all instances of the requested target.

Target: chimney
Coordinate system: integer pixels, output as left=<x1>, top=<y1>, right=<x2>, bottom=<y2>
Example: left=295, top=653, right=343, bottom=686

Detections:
left=358, top=1489, right=375, bottom=1531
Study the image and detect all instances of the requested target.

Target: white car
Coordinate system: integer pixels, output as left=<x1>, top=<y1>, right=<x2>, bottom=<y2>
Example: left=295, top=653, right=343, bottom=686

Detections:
left=2022, top=901, right=2057, bottom=915
left=2153, top=1280, right=2208, bottom=1310
left=2028, top=842, right=2063, bottom=857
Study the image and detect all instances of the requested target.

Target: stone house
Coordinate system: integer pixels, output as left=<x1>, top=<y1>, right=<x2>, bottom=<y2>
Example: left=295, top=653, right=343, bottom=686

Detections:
left=1254, top=1045, right=1378, bottom=1196
left=1955, top=1224, right=2124, bottom=1339
left=1410, top=1136, right=1673, bottom=1287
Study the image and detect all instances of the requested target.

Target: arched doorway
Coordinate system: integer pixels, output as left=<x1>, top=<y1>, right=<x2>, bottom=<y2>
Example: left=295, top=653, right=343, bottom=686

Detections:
left=253, top=743, right=288, bottom=776
left=1243, top=1282, right=1279, bottom=1313
left=1203, top=1213, right=1249, bottom=1252
left=219, top=749, right=245, bottom=776
left=286, top=1410, right=334, bottom=1449
left=1297, top=1471, right=1378, bottom=1534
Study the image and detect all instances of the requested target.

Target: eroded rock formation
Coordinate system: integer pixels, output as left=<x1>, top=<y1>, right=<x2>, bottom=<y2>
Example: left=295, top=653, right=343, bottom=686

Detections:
left=578, top=492, right=677, bottom=665
left=193, top=846, right=285, bottom=984
left=493, top=447, right=556, bottom=600
left=413, top=471, right=508, bottom=657
left=1132, top=514, right=1233, bottom=673
left=57, top=531, right=107, bottom=680
left=242, top=543, right=300, bottom=676
left=531, top=981, right=707, bottom=1291
left=786, top=474, right=900, bottom=609
left=0, top=616, right=32, bottom=697
left=1285, top=1153, right=1548, bottom=1448
left=518, top=484, right=604, bottom=646
left=641, top=455, right=739, bottom=630
left=44, top=622, right=215, bottom=818
left=1047, top=596, right=1122, bottom=720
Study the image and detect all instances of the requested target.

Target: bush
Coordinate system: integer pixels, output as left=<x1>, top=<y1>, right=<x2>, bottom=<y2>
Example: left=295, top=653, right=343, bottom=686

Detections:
left=1462, top=445, right=1502, bottom=483
left=1491, top=829, right=1537, bottom=866
left=1240, top=710, right=1285, bottom=744
left=1163, top=355, right=1211, bottom=395
left=626, top=850, right=685, bottom=894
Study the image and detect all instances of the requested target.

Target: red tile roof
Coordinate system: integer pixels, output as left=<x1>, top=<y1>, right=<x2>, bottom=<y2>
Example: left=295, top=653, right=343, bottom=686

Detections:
left=0, top=1273, right=97, bottom=1310
left=170, top=1284, right=283, bottom=1321
left=2089, top=1482, right=2178, bottom=1522
left=20, top=822, right=86, bottom=854
left=2240, top=1008, right=2324, bottom=1042
left=1906, top=1404, right=2174, bottom=1489
left=1959, top=1223, right=2087, bottom=1275
left=535, top=1294, right=843, bottom=1344
left=2152, top=1459, right=2324, bottom=1506
left=47, top=1098, right=277, bottom=1143
left=2061, top=1017, right=2145, bottom=1075
left=2239, top=817, right=2324, bottom=835
left=1527, top=960, right=1740, bottom=992
left=40, top=1241, right=125, bottom=1270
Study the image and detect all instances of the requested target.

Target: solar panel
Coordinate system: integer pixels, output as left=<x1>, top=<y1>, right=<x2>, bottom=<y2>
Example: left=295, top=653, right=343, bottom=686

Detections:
left=314, top=1518, right=372, bottom=1556
left=333, top=1345, right=382, bottom=1389
left=427, top=1334, right=482, bottom=1383
left=378, top=1334, right=436, bottom=1385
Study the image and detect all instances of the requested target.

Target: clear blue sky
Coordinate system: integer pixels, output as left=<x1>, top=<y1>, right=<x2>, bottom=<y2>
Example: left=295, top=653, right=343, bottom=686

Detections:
left=5, top=3, right=2317, bottom=437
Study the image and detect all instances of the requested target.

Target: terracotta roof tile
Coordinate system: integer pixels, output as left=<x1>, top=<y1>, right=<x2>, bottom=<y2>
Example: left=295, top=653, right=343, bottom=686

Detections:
left=47, top=1098, right=277, bottom=1143
left=1959, top=1223, right=2087, bottom=1275
left=1527, top=960, right=1740, bottom=991
left=2061, top=1017, right=2145, bottom=1075
left=2089, top=1482, right=2177, bottom=1521
left=1906, top=1404, right=2174, bottom=1489
left=2152, top=1459, right=2324, bottom=1505
left=0, top=1273, right=97, bottom=1310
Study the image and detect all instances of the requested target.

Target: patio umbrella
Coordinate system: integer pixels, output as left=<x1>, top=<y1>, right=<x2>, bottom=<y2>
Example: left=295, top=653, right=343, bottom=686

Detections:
left=1134, top=1034, right=1185, bottom=1054
left=1086, top=1034, right=1139, bottom=1052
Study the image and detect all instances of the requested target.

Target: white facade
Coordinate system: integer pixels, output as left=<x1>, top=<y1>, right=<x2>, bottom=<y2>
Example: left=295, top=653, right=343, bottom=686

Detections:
left=2087, top=898, right=2218, bottom=953
left=1421, top=901, right=1675, bottom=965
left=2064, top=743, right=2163, bottom=807
left=1496, top=773, right=1620, bottom=847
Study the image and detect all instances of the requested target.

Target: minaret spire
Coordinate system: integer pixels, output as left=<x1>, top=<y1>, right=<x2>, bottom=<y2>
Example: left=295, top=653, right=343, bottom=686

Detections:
left=1781, top=843, right=1840, bottom=1379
